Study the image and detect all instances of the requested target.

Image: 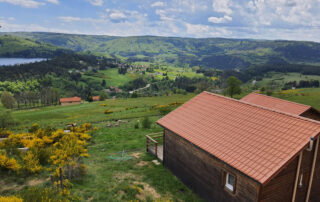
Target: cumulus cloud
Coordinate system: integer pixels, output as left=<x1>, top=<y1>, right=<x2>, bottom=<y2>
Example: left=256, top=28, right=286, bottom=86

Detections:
left=87, top=0, right=103, bottom=6
left=246, top=0, right=320, bottom=27
left=151, top=1, right=166, bottom=7
left=0, top=0, right=44, bottom=8
left=58, top=16, right=81, bottom=22
left=208, top=15, right=232, bottom=23
left=46, top=0, right=59, bottom=4
left=185, top=22, right=232, bottom=37
left=212, top=0, right=233, bottom=15
left=109, top=11, right=126, bottom=20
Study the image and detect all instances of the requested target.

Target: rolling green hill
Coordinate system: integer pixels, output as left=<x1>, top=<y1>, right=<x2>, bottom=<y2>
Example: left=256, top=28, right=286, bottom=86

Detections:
left=0, top=35, right=72, bottom=58
left=4, top=32, right=320, bottom=69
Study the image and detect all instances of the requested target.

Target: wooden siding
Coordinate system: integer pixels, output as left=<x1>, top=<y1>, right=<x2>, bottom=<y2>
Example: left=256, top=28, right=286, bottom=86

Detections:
left=260, top=138, right=320, bottom=202
left=163, top=129, right=260, bottom=202
left=301, top=108, right=320, bottom=121
left=61, top=101, right=81, bottom=106
left=309, top=138, right=320, bottom=202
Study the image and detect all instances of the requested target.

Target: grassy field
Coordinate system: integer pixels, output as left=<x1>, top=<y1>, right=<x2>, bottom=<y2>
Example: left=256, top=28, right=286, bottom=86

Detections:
left=253, top=72, right=320, bottom=89
left=273, top=88, right=320, bottom=110
left=82, top=68, right=138, bottom=87
left=2, top=89, right=320, bottom=201
left=2, top=93, right=203, bottom=201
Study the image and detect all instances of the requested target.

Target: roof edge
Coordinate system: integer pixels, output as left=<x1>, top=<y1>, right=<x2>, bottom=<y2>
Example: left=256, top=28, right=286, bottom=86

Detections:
left=242, top=92, right=312, bottom=111
left=204, top=91, right=320, bottom=125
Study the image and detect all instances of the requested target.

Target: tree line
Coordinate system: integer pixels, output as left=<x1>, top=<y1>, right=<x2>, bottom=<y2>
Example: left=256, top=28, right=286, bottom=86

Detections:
left=1, top=88, right=59, bottom=109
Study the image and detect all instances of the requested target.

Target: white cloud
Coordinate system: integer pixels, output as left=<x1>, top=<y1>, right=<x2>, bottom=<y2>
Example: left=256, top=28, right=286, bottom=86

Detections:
left=174, top=0, right=208, bottom=13
left=151, top=1, right=166, bottom=7
left=87, top=0, right=103, bottom=6
left=46, top=0, right=59, bottom=4
left=185, top=22, right=232, bottom=37
left=208, top=15, right=232, bottom=23
left=212, top=0, right=233, bottom=15
left=109, top=11, right=126, bottom=20
left=245, top=0, right=320, bottom=27
left=58, top=16, right=81, bottom=22
left=0, top=0, right=44, bottom=8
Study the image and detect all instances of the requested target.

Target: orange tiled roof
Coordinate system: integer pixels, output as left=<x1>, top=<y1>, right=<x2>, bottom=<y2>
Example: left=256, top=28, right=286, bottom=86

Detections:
left=241, top=92, right=311, bottom=115
left=92, top=96, right=100, bottom=101
left=157, top=92, right=320, bottom=185
left=60, top=96, right=81, bottom=103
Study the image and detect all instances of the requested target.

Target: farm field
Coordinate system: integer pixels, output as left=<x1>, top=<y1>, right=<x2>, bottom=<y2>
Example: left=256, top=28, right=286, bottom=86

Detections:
left=81, top=65, right=205, bottom=89
left=252, top=72, right=320, bottom=89
left=273, top=88, right=320, bottom=110
left=82, top=68, right=138, bottom=87
left=2, top=94, right=203, bottom=201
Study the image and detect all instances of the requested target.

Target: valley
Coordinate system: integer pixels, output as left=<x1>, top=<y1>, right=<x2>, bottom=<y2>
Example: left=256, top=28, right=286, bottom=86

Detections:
left=1, top=32, right=320, bottom=202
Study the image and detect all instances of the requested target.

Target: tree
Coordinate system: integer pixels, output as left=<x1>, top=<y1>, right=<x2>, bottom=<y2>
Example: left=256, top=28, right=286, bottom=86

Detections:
left=99, top=92, right=108, bottom=101
left=142, top=117, right=152, bottom=129
left=0, top=109, right=15, bottom=129
left=87, top=91, right=93, bottom=102
left=226, top=76, right=242, bottom=98
left=101, top=80, right=106, bottom=87
left=1, top=91, right=16, bottom=109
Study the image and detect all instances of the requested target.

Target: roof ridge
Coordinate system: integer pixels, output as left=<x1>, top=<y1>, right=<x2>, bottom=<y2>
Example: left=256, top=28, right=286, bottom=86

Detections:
left=245, top=92, right=312, bottom=109
left=203, top=91, right=320, bottom=126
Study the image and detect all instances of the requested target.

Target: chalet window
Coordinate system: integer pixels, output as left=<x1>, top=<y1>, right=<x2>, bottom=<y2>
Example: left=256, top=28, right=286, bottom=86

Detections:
left=225, top=172, right=236, bottom=192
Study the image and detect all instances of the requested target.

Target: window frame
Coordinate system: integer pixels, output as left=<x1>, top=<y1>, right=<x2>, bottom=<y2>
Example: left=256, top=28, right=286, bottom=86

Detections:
left=224, top=171, right=237, bottom=194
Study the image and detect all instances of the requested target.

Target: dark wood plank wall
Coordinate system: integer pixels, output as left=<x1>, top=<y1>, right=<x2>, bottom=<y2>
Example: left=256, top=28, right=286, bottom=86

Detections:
left=259, top=157, right=298, bottom=202
left=163, top=129, right=260, bottom=202
left=260, top=138, right=320, bottom=202
left=295, top=147, right=314, bottom=202
left=309, top=138, right=320, bottom=202
left=301, top=108, right=320, bottom=121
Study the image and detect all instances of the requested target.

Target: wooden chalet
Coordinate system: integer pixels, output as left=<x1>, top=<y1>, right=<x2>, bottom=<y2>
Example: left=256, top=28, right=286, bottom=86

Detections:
left=152, top=92, right=320, bottom=202
left=60, top=96, right=81, bottom=106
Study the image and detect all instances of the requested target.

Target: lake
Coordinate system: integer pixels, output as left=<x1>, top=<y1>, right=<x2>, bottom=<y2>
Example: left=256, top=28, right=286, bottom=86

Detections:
left=0, top=58, right=47, bottom=66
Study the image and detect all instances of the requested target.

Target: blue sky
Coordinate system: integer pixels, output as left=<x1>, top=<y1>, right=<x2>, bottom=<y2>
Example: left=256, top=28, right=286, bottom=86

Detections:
left=0, top=0, right=320, bottom=42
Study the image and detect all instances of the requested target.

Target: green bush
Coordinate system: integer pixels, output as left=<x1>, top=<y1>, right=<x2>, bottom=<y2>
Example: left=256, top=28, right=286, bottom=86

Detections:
left=0, top=109, right=16, bottom=129
left=142, top=117, right=152, bottom=129
left=159, top=106, right=173, bottom=116
left=134, top=122, right=139, bottom=129
left=18, top=187, right=78, bottom=202
left=104, top=109, right=113, bottom=114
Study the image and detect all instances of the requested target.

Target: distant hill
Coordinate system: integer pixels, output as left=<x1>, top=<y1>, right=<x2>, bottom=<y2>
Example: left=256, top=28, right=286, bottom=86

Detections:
left=0, top=34, right=72, bottom=58
left=2, top=32, right=320, bottom=69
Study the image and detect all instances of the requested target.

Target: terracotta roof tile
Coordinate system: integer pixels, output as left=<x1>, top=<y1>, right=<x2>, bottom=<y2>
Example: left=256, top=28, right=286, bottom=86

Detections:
left=92, top=96, right=100, bottom=101
left=157, top=91, right=320, bottom=185
left=241, top=92, right=311, bottom=115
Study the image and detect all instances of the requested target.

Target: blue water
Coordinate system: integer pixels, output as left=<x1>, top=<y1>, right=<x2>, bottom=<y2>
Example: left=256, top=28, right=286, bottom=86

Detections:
left=0, top=58, right=47, bottom=66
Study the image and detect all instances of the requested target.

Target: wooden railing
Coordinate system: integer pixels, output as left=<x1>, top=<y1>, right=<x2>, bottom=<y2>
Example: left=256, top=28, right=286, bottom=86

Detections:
left=146, top=132, right=163, bottom=160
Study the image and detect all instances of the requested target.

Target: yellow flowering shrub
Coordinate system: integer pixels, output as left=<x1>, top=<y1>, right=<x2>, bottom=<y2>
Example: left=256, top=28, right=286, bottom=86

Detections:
left=104, top=109, right=113, bottom=114
left=0, top=152, right=21, bottom=172
left=0, top=196, right=23, bottom=202
left=22, top=151, right=42, bottom=173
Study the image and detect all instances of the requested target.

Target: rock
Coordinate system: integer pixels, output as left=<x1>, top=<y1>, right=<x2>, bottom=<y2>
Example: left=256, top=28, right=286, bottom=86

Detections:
left=152, top=160, right=160, bottom=165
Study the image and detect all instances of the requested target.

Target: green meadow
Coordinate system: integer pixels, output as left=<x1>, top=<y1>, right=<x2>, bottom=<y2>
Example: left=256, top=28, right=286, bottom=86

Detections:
left=2, top=94, right=203, bottom=201
left=2, top=89, right=320, bottom=201
left=253, top=72, right=320, bottom=89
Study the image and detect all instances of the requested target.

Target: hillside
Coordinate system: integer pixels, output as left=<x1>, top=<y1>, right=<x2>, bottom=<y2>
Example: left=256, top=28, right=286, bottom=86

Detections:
left=0, top=35, right=72, bottom=58
left=4, top=32, right=320, bottom=69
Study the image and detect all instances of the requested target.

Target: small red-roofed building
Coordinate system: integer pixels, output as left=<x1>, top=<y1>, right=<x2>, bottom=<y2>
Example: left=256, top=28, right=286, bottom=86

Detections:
left=156, top=92, right=320, bottom=202
left=92, top=96, right=100, bottom=101
left=60, top=96, right=81, bottom=106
